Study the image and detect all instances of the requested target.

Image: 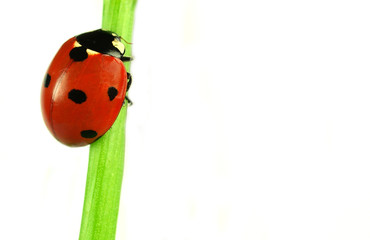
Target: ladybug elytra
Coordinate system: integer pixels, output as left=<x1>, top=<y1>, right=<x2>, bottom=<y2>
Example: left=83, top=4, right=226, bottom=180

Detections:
left=41, top=29, right=132, bottom=147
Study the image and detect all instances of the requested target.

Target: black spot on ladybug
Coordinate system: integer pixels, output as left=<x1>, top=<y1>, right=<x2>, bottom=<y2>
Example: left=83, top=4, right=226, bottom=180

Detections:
left=108, top=87, right=118, bottom=101
left=68, top=89, right=87, bottom=104
left=69, top=47, right=88, bottom=61
left=44, top=74, right=51, bottom=88
left=81, top=130, right=97, bottom=138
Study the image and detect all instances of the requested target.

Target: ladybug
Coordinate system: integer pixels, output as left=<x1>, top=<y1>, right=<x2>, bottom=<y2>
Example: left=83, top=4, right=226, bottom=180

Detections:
left=41, top=29, right=132, bottom=147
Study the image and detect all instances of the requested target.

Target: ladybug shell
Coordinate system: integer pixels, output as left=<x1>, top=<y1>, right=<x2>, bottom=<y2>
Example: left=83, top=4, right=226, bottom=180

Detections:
left=41, top=36, right=127, bottom=147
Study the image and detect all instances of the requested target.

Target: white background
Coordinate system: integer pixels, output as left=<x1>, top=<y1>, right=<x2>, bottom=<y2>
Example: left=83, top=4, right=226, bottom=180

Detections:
left=1, top=0, right=370, bottom=239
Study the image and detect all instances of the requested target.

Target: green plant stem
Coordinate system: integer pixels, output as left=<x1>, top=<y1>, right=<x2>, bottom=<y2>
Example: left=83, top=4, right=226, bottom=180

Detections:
left=79, top=1, right=137, bottom=240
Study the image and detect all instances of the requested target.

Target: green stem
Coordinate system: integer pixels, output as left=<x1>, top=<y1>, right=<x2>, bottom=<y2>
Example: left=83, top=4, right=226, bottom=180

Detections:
left=79, top=1, right=137, bottom=240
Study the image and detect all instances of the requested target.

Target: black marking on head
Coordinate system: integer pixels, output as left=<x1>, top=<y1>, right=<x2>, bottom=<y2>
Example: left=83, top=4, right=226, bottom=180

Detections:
left=68, top=89, right=87, bottom=104
left=81, top=130, right=97, bottom=138
left=44, top=74, right=51, bottom=88
left=76, top=29, right=123, bottom=58
left=69, top=47, right=88, bottom=61
left=108, top=87, right=118, bottom=101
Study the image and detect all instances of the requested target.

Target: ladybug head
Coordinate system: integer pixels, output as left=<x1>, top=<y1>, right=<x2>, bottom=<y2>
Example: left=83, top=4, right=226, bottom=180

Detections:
left=75, top=29, right=125, bottom=59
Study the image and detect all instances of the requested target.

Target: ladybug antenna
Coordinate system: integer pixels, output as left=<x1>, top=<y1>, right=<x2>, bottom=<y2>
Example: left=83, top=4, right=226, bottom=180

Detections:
left=119, top=36, right=132, bottom=45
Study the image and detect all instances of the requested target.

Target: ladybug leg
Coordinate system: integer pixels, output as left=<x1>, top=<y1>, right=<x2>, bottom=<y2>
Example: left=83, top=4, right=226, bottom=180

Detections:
left=124, top=72, right=133, bottom=106
left=125, top=96, right=133, bottom=106
left=121, top=56, right=133, bottom=62
left=126, top=72, right=132, bottom=91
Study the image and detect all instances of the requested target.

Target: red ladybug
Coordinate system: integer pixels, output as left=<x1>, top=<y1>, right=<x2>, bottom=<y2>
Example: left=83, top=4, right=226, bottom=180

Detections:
left=41, top=29, right=132, bottom=147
